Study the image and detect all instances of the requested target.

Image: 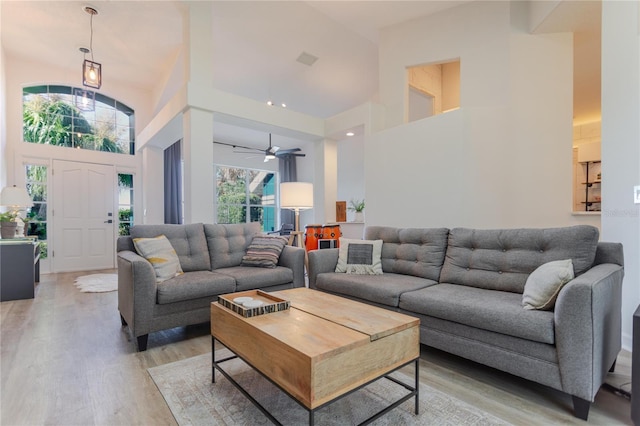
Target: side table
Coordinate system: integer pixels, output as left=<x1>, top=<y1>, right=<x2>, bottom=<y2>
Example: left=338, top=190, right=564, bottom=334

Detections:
left=0, top=239, right=41, bottom=301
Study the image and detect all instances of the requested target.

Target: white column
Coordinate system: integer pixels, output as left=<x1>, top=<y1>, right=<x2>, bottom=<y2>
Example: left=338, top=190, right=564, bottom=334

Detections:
left=181, top=2, right=215, bottom=224
left=312, top=138, right=338, bottom=225
left=182, top=108, right=214, bottom=224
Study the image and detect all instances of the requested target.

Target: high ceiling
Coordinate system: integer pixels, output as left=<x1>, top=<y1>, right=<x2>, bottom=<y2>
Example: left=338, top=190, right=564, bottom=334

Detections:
left=1, top=0, right=601, bottom=146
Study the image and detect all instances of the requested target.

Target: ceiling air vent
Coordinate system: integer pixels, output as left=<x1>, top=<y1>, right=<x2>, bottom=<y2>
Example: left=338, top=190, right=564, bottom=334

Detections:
left=296, top=51, right=318, bottom=67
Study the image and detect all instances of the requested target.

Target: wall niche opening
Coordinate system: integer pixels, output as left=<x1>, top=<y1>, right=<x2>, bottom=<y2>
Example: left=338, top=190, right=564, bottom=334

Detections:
left=407, top=59, right=460, bottom=122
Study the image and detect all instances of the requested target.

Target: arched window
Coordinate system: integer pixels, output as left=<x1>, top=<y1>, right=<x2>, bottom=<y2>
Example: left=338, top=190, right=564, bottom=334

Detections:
left=22, top=85, right=135, bottom=155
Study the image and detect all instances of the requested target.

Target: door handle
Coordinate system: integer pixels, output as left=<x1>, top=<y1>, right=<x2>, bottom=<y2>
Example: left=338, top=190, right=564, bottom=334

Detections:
left=104, top=219, right=113, bottom=223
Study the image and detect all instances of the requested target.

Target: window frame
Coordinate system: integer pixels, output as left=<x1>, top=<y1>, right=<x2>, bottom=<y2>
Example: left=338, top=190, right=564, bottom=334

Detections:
left=215, top=165, right=278, bottom=232
left=22, top=84, right=135, bottom=155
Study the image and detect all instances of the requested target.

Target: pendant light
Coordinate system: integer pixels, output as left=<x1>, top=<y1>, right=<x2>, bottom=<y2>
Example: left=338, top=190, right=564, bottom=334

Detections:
left=82, top=6, right=102, bottom=89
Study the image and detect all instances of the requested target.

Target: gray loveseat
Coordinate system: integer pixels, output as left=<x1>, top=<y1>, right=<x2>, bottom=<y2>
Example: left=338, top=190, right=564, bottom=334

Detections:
left=117, top=222, right=305, bottom=351
left=308, top=225, right=624, bottom=420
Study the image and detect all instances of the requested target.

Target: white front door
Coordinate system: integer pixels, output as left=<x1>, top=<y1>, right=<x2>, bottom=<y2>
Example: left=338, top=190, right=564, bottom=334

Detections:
left=53, top=160, right=116, bottom=272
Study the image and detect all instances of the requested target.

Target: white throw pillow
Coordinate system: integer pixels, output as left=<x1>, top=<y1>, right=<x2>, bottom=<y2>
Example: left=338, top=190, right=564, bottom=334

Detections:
left=133, top=235, right=184, bottom=283
left=522, top=259, right=574, bottom=310
left=335, top=238, right=383, bottom=275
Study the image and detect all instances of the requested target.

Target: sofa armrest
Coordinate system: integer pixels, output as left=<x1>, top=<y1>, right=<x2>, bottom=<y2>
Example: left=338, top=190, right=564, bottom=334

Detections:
left=117, top=250, right=158, bottom=338
left=308, top=248, right=339, bottom=289
left=554, top=263, right=624, bottom=401
left=278, top=245, right=306, bottom=288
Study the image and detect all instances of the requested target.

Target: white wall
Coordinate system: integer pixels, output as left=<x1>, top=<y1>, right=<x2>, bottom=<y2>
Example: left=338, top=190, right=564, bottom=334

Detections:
left=369, top=1, right=589, bottom=230
left=601, top=0, right=640, bottom=351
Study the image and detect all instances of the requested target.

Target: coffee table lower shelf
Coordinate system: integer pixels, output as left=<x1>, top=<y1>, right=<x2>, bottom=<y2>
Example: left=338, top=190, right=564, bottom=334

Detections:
left=211, top=337, right=420, bottom=426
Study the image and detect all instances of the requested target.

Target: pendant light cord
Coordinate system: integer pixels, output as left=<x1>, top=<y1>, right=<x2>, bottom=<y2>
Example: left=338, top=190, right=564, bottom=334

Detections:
left=89, top=12, right=95, bottom=62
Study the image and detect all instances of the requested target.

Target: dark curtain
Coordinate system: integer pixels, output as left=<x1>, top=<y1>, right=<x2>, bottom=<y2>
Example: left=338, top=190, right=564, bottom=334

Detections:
left=279, top=154, right=297, bottom=227
left=164, top=140, right=182, bottom=224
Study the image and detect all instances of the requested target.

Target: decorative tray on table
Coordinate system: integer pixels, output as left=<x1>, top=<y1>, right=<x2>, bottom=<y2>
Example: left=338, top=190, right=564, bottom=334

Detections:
left=218, top=290, right=290, bottom=318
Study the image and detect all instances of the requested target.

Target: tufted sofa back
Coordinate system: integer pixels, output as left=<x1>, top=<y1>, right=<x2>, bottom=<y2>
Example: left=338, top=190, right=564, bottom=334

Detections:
left=364, top=226, right=450, bottom=281
left=204, top=222, right=261, bottom=269
left=440, top=225, right=600, bottom=293
left=128, top=223, right=211, bottom=272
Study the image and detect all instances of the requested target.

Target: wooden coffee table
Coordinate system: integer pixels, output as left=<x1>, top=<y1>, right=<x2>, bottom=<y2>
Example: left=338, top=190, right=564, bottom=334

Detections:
left=210, top=287, right=420, bottom=425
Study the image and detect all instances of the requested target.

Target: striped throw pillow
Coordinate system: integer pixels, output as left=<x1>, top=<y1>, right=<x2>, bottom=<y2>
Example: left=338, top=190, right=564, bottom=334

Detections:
left=241, top=235, right=289, bottom=268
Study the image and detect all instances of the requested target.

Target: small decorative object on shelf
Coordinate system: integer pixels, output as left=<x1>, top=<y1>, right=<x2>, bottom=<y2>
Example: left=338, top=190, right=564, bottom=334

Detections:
left=348, top=199, right=365, bottom=222
left=336, top=201, right=347, bottom=222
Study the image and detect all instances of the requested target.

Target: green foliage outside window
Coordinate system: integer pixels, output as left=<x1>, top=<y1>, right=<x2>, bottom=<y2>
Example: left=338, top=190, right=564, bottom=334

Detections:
left=25, top=164, right=48, bottom=259
left=23, top=96, right=123, bottom=152
left=22, top=85, right=135, bottom=154
left=216, top=167, right=275, bottom=230
left=119, top=208, right=132, bottom=236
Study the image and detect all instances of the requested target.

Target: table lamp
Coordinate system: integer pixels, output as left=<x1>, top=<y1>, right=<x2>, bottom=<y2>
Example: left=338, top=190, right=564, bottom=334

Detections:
left=280, top=182, right=313, bottom=234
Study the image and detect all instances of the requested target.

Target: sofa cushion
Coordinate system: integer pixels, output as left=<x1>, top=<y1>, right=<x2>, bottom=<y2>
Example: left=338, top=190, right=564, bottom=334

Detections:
left=205, top=223, right=261, bottom=270
left=399, top=283, right=555, bottom=344
left=364, top=226, right=449, bottom=281
left=439, top=226, right=599, bottom=293
left=130, top=223, right=211, bottom=272
left=335, top=238, right=383, bottom=274
left=133, top=235, right=184, bottom=282
left=315, top=272, right=437, bottom=308
left=215, top=266, right=293, bottom=291
left=241, top=235, right=289, bottom=268
left=522, top=259, right=574, bottom=310
left=156, top=271, right=236, bottom=304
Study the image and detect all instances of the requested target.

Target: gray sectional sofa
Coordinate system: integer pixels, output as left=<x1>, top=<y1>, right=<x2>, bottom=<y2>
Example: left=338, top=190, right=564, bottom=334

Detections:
left=117, top=222, right=305, bottom=351
left=308, top=225, right=624, bottom=420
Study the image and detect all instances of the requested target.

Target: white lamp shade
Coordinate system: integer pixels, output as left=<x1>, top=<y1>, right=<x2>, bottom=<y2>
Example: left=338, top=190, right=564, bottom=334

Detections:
left=1, top=185, right=33, bottom=208
left=280, top=182, right=313, bottom=210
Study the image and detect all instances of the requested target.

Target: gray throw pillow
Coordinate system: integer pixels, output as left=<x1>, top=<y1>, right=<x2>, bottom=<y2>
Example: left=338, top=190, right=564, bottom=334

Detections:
left=522, top=259, right=574, bottom=310
left=335, top=238, right=383, bottom=275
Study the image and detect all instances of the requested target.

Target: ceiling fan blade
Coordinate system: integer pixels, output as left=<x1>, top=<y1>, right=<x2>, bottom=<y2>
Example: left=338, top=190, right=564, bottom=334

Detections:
left=233, top=149, right=264, bottom=155
left=276, top=148, right=301, bottom=154
left=276, top=151, right=305, bottom=158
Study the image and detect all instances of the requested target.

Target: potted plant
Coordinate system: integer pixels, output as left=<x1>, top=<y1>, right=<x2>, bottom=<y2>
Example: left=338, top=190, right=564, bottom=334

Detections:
left=348, top=199, right=365, bottom=222
left=0, top=211, right=18, bottom=239
left=21, top=216, right=32, bottom=237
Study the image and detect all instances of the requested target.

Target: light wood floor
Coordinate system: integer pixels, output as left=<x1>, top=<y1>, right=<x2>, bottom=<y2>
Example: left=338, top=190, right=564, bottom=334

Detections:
left=0, top=270, right=632, bottom=425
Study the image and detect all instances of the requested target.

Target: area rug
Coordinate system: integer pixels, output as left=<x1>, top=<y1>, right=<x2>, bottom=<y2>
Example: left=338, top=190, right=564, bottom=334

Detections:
left=148, top=352, right=512, bottom=426
left=73, top=273, right=118, bottom=293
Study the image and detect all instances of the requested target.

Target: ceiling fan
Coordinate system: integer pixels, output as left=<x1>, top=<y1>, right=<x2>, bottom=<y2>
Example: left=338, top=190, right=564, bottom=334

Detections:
left=214, top=134, right=306, bottom=162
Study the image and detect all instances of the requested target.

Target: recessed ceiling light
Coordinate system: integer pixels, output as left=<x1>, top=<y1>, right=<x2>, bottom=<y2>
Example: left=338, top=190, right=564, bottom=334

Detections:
left=346, top=132, right=355, bottom=137
left=267, top=100, right=287, bottom=108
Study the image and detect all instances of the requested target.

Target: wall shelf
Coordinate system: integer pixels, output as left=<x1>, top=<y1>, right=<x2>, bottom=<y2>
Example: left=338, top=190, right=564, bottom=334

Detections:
left=578, top=160, right=602, bottom=212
